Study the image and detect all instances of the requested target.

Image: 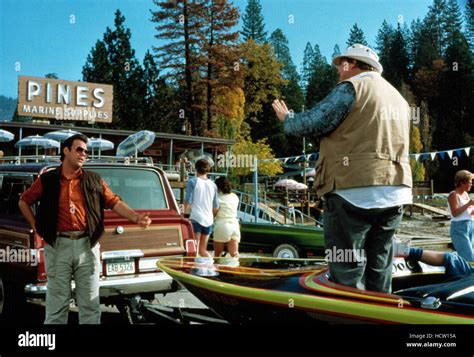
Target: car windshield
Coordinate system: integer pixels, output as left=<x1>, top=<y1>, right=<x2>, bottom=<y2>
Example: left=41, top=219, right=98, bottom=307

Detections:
left=89, top=168, right=168, bottom=209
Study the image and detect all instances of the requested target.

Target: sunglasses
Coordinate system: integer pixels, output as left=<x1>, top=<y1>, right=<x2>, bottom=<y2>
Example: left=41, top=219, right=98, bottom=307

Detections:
left=74, top=147, right=89, bottom=155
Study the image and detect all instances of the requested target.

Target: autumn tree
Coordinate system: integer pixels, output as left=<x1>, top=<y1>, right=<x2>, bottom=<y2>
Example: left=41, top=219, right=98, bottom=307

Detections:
left=214, top=87, right=246, bottom=140
left=197, top=0, right=241, bottom=134
left=410, top=125, right=426, bottom=181
left=240, top=40, right=286, bottom=155
left=230, top=138, right=282, bottom=178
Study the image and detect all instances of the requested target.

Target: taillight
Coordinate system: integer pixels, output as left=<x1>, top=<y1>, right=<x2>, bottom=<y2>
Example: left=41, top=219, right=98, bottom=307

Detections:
left=37, top=248, right=47, bottom=281
left=186, top=239, right=197, bottom=257
left=34, top=233, right=47, bottom=281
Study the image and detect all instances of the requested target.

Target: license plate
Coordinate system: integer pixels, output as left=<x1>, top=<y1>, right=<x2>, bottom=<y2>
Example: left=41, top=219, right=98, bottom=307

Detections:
left=106, top=258, right=135, bottom=276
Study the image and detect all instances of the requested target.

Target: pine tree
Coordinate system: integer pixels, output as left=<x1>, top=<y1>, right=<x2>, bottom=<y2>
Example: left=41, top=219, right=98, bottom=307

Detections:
left=305, top=45, right=338, bottom=109
left=151, top=0, right=206, bottom=135
left=44, top=73, right=59, bottom=79
left=439, top=30, right=473, bottom=144
left=433, top=29, right=473, bottom=190
left=346, top=23, right=368, bottom=47
left=409, top=18, right=440, bottom=74
left=300, top=42, right=314, bottom=92
left=424, top=0, right=449, bottom=56
left=332, top=44, right=341, bottom=58
left=151, top=0, right=242, bottom=136
left=466, top=0, right=474, bottom=55
left=141, top=50, right=175, bottom=132
left=82, top=40, right=111, bottom=84
left=386, top=23, right=410, bottom=89
left=241, top=0, right=267, bottom=44
left=269, top=29, right=299, bottom=81
left=375, top=20, right=395, bottom=76
left=268, top=29, right=304, bottom=154
left=82, top=10, right=146, bottom=130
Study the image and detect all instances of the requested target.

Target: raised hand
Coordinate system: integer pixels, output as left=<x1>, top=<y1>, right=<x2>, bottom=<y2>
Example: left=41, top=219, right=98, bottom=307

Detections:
left=272, top=99, right=290, bottom=122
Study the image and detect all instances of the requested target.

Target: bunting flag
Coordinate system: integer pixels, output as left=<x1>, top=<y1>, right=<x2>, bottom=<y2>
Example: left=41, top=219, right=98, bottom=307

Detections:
left=265, top=146, right=472, bottom=165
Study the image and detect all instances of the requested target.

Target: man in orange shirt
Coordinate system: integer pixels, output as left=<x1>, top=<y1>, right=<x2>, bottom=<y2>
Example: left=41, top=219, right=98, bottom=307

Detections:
left=19, top=134, right=151, bottom=324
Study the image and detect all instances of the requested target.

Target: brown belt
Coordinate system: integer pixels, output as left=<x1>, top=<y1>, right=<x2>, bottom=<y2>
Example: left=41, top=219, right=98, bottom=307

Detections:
left=57, top=231, right=88, bottom=240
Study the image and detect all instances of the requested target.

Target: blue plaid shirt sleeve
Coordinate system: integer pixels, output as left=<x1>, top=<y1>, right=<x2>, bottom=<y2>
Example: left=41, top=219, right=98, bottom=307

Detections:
left=283, top=82, right=356, bottom=137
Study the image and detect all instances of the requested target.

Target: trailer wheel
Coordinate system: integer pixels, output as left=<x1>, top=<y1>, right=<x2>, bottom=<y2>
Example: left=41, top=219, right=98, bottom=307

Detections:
left=273, top=244, right=300, bottom=259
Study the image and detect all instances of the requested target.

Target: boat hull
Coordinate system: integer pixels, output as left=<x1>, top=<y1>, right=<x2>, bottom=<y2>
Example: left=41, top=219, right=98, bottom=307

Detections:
left=158, top=257, right=474, bottom=325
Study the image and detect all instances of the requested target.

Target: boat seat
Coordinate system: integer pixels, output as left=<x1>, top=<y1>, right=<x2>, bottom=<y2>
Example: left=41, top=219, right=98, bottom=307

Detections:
left=395, top=274, right=474, bottom=305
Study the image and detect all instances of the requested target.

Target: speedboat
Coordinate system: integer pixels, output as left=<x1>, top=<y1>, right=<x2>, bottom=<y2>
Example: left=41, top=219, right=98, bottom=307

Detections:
left=157, top=256, right=474, bottom=324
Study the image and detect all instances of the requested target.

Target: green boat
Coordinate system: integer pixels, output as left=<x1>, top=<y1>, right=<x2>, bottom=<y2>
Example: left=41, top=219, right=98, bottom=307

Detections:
left=158, top=256, right=474, bottom=324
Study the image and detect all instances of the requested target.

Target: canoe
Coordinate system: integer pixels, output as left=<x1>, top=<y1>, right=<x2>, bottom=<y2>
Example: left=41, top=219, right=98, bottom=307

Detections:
left=157, top=256, right=474, bottom=324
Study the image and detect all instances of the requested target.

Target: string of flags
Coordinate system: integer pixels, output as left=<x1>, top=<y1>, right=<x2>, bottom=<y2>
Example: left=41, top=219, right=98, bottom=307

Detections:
left=262, top=146, right=473, bottom=164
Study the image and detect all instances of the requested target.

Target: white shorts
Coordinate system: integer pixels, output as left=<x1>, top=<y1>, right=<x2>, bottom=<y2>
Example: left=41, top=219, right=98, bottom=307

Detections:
left=213, top=219, right=240, bottom=243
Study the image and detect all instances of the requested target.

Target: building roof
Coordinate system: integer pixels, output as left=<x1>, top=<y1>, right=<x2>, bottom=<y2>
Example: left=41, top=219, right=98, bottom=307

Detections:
left=1, top=121, right=235, bottom=145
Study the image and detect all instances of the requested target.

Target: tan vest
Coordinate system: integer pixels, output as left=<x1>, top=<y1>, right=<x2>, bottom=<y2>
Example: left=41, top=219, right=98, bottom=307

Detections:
left=315, top=72, right=413, bottom=197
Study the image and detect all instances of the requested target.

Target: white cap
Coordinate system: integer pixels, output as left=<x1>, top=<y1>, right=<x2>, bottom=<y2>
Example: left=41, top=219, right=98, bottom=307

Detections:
left=332, top=44, right=383, bottom=74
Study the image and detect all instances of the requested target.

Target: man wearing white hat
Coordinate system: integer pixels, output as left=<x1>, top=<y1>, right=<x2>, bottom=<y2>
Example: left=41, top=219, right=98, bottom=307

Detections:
left=273, top=44, right=412, bottom=293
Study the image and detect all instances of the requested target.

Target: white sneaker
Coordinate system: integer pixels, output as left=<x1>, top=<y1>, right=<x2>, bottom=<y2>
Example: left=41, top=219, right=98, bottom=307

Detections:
left=219, top=256, right=240, bottom=267
left=393, top=239, right=410, bottom=257
left=195, top=256, right=214, bottom=265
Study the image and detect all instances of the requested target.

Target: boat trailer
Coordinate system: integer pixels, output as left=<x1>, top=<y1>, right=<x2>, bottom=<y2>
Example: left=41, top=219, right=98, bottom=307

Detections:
left=117, top=295, right=229, bottom=325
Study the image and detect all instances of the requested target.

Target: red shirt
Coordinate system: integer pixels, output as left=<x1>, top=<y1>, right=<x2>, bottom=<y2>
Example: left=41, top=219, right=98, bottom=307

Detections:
left=21, top=168, right=120, bottom=232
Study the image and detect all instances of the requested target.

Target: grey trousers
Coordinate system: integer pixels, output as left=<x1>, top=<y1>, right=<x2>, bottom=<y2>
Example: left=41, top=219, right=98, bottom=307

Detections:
left=43, top=237, right=101, bottom=324
left=323, top=194, right=403, bottom=293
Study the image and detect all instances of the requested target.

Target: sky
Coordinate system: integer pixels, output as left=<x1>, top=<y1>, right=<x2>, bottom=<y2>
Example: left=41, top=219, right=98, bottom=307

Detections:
left=0, top=0, right=467, bottom=99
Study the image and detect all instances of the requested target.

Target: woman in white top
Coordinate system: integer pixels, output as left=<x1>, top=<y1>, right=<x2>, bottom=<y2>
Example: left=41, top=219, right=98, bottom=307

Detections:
left=448, top=170, right=474, bottom=261
left=213, top=177, right=240, bottom=258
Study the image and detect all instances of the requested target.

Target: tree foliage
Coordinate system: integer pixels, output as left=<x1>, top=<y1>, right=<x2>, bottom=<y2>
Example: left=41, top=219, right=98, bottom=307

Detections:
left=230, top=137, right=282, bottom=177
left=346, top=23, right=368, bottom=46
left=268, top=29, right=304, bottom=115
left=151, top=0, right=241, bottom=136
left=305, top=45, right=338, bottom=108
left=82, top=10, right=147, bottom=130
left=241, top=0, right=267, bottom=44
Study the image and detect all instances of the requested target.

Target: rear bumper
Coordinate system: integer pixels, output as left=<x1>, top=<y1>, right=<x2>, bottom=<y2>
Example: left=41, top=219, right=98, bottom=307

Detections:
left=25, top=271, right=175, bottom=303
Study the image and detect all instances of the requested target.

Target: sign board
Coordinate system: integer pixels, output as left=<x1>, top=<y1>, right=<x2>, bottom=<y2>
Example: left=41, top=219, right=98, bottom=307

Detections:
left=17, top=76, right=113, bottom=123
left=144, top=149, right=162, bottom=156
